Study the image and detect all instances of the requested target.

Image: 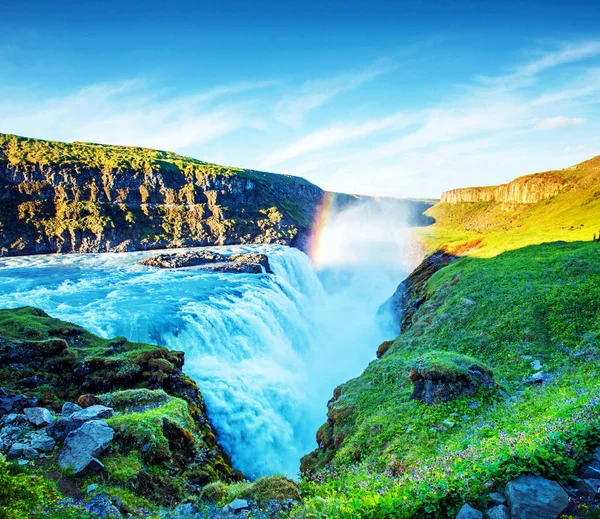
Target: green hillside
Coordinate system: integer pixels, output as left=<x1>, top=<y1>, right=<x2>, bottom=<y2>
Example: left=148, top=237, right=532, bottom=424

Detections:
left=419, top=155, right=600, bottom=257
left=299, top=240, right=600, bottom=518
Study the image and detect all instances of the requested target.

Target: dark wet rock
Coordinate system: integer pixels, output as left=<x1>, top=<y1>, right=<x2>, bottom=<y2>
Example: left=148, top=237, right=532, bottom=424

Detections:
left=569, top=478, right=600, bottom=497
left=409, top=352, right=496, bottom=405
left=48, top=416, right=81, bottom=442
left=86, top=492, right=123, bottom=518
left=141, top=250, right=228, bottom=268
left=7, top=442, right=38, bottom=460
left=207, top=262, right=264, bottom=274
left=24, top=407, right=54, bottom=427
left=58, top=420, right=114, bottom=474
left=141, top=250, right=273, bottom=274
left=0, top=388, right=38, bottom=417
left=486, top=505, right=510, bottom=519
left=62, top=402, right=83, bottom=417
left=488, top=491, right=506, bottom=506
left=505, top=474, right=569, bottom=519
left=378, top=250, right=458, bottom=333
left=582, top=465, right=600, bottom=479
left=456, top=503, right=482, bottom=519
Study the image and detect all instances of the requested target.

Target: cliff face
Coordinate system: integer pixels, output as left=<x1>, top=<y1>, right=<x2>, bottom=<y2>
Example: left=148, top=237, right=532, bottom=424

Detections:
left=441, top=172, right=566, bottom=204
left=0, top=134, right=433, bottom=257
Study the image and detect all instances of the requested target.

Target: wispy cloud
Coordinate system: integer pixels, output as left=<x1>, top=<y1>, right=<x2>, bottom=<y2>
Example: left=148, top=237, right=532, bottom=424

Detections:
left=0, top=79, right=271, bottom=150
left=479, top=40, right=600, bottom=87
left=273, top=61, right=393, bottom=127
left=261, top=113, right=409, bottom=168
left=535, top=116, right=587, bottom=130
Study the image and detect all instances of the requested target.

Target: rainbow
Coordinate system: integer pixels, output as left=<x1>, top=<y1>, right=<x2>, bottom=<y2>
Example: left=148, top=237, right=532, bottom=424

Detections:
left=306, top=191, right=336, bottom=267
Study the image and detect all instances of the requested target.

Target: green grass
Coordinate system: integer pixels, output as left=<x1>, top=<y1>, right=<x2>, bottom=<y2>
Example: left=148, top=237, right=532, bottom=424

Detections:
left=299, top=241, right=600, bottom=518
left=419, top=155, right=600, bottom=257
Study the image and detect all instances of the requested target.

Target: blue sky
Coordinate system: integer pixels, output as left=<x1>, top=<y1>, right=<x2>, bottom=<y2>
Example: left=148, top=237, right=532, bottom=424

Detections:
left=1, top=0, right=600, bottom=197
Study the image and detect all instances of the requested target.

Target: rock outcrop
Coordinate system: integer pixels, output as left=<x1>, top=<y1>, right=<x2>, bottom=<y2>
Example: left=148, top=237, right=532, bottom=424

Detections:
left=140, top=250, right=273, bottom=273
left=441, top=172, right=565, bottom=204
left=409, top=351, right=496, bottom=405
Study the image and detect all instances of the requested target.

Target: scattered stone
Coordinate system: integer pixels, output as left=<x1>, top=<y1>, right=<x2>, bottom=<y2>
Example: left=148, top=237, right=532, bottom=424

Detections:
left=488, top=491, right=506, bottom=506
left=570, top=478, right=600, bottom=497
left=531, top=360, right=542, bottom=371
left=87, top=484, right=99, bottom=494
left=24, top=407, right=54, bottom=427
left=70, top=405, right=114, bottom=422
left=521, top=355, right=532, bottom=360
left=224, top=498, right=251, bottom=513
left=3, top=413, right=27, bottom=426
left=456, top=503, right=483, bottom=519
left=86, top=492, right=122, bottom=518
left=582, top=466, right=600, bottom=479
left=505, top=474, right=569, bottom=519
left=62, top=402, right=83, bottom=417
left=468, top=402, right=479, bottom=409
left=59, top=420, right=114, bottom=474
left=443, top=419, right=456, bottom=428
left=0, top=388, right=38, bottom=417
left=524, top=372, right=544, bottom=385
left=164, top=503, right=201, bottom=518
left=30, top=431, right=56, bottom=452
left=486, top=505, right=510, bottom=519
left=7, top=442, right=38, bottom=460
left=1, top=424, right=27, bottom=444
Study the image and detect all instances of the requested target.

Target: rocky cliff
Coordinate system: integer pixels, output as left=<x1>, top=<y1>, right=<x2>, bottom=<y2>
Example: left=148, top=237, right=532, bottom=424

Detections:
left=0, top=134, right=433, bottom=257
left=441, top=171, right=566, bottom=204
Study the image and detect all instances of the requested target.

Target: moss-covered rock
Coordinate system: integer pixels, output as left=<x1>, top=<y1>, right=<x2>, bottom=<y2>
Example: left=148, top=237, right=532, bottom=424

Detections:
left=409, top=351, right=495, bottom=404
left=0, top=307, right=238, bottom=507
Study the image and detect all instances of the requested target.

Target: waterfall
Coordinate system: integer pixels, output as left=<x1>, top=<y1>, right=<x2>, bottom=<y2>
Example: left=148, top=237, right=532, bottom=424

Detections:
left=0, top=234, right=407, bottom=477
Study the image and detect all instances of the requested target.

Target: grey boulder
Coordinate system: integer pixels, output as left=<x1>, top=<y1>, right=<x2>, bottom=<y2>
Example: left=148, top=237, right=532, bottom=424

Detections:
left=456, top=504, right=483, bottom=519
left=486, top=505, right=510, bottom=519
left=70, top=405, right=114, bottom=422
left=223, top=498, right=251, bottom=513
left=7, top=442, right=38, bottom=460
left=61, top=402, right=83, bottom=417
left=505, top=474, right=569, bottom=519
left=86, top=492, right=122, bottom=518
left=488, top=491, right=506, bottom=506
left=30, top=431, right=56, bottom=452
left=24, top=407, right=54, bottom=427
left=58, top=420, right=114, bottom=474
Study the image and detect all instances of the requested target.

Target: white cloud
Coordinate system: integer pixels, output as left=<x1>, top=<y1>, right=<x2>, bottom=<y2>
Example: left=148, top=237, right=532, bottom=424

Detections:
left=273, top=62, right=392, bottom=127
left=0, top=79, right=270, bottom=150
left=260, top=113, right=409, bottom=168
left=535, top=116, right=587, bottom=130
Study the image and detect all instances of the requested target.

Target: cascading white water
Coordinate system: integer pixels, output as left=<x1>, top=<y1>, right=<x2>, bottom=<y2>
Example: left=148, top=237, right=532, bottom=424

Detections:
left=0, top=201, right=414, bottom=477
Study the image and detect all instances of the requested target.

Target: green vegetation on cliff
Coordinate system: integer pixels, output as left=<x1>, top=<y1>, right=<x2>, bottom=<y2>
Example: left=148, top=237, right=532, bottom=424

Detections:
left=420, top=155, right=600, bottom=257
left=0, top=307, right=237, bottom=511
left=0, top=133, right=323, bottom=256
left=300, top=240, right=600, bottom=518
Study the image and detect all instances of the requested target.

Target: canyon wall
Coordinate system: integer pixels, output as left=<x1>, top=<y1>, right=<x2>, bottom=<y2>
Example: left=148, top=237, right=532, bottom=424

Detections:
left=441, top=172, right=566, bottom=204
left=0, top=134, right=433, bottom=257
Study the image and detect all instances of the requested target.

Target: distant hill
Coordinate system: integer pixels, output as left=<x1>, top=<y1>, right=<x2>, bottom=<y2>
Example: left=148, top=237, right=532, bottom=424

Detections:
left=420, top=155, right=600, bottom=256
left=0, top=133, right=433, bottom=257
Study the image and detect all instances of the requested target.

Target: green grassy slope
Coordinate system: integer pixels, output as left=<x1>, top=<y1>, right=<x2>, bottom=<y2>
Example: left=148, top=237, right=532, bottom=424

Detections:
left=297, top=240, right=600, bottom=518
left=419, top=156, right=600, bottom=257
